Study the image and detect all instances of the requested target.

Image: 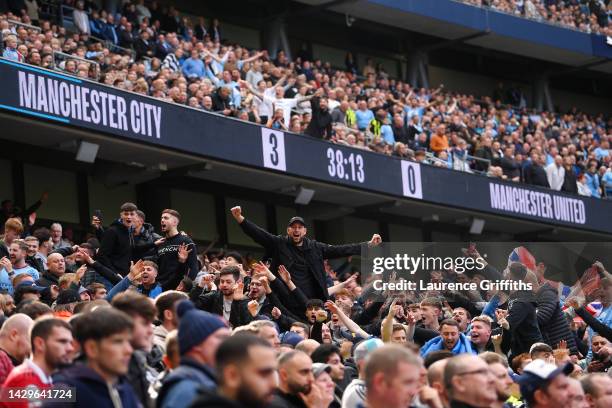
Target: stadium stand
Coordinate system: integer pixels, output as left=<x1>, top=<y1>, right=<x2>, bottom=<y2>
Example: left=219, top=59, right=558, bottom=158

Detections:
left=1, top=1, right=610, bottom=198
left=0, top=1, right=611, bottom=407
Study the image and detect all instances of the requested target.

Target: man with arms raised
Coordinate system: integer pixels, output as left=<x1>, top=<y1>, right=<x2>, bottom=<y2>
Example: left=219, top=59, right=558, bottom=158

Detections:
left=231, top=206, right=381, bottom=301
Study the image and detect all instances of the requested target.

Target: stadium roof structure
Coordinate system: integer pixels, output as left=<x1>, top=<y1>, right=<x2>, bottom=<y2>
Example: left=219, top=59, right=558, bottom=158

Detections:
left=294, top=0, right=612, bottom=74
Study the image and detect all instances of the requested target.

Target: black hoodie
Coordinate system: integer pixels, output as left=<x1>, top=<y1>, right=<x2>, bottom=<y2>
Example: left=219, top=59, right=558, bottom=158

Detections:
left=132, top=222, right=162, bottom=262
left=97, top=219, right=134, bottom=276
left=156, top=233, right=198, bottom=291
left=502, top=290, right=543, bottom=359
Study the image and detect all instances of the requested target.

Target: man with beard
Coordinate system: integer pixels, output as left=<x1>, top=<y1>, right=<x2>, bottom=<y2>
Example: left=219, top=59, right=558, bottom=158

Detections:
left=194, top=266, right=248, bottom=328
left=242, top=273, right=300, bottom=330
left=3, top=318, right=74, bottom=403
left=190, top=334, right=278, bottom=408
left=479, top=352, right=514, bottom=408
left=231, top=207, right=381, bottom=301
left=156, top=209, right=199, bottom=291
left=421, top=319, right=475, bottom=357
left=270, top=350, right=323, bottom=408
left=2, top=240, right=40, bottom=284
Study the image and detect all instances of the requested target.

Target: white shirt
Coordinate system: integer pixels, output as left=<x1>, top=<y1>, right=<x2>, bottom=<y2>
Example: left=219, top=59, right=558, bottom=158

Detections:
left=72, top=10, right=90, bottom=35
left=545, top=163, right=565, bottom=191
left=222, top=298, right=232, bottom=321
left=25, top=359, right=53, bottom=385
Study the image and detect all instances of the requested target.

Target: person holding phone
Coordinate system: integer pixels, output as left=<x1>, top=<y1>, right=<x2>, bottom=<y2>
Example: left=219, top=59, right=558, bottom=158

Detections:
left=266, top=108, right=288, bottom=131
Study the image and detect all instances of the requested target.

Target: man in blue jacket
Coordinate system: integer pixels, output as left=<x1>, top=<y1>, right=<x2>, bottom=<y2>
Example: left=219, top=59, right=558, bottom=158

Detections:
left=157, top=301, right=230, bottom=408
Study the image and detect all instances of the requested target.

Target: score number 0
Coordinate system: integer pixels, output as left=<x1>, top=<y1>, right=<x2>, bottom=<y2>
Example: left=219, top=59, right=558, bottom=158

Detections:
left=261, top=128, right=286, bottom=171
left=401, top=161, right=422, bottom=199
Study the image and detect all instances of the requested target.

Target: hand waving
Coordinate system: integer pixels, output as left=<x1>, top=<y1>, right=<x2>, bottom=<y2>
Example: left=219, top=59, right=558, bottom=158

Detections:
left=177, top=243, right=192, bottom=263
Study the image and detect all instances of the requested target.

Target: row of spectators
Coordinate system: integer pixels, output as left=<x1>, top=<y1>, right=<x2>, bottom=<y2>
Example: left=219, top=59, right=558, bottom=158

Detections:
left=460, top=0, right=611, bottom=35
left=0, top=1, right=611, bottom=198
left=0, top=198, right=611, bottom=407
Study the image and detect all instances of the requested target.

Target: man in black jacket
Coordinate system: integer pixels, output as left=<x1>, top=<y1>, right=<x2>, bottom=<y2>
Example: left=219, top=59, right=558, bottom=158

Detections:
left=211, top=86, right=235, bottom=116
left=499, top=263, right=543, bottom=360
left=132, top=210, right=161, bottom=262
left=97, top=202, right=137, bottom=277
left=230, top=206, right=382, bottom=301
left=305, top=91, right=333, bottom=140
left=193, top=266, right=247, bottom=328
left=535, top=281, right=578, bottom=355
left=133, top=29, right=155, bottom=60
left=524, top=152, right=550, bottom=188
left=561, top=156, right=578, bottom=194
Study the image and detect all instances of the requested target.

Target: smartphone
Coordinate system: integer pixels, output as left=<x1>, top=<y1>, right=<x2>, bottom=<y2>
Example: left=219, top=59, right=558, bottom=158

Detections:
left=93, top=209, right=103, bottom=222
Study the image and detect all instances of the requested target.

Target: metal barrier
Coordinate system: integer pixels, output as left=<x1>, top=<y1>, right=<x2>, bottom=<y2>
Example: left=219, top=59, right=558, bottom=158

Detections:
left=7, top=19, right=42, bottom=33
left=52, top=50, right=100, bottom=80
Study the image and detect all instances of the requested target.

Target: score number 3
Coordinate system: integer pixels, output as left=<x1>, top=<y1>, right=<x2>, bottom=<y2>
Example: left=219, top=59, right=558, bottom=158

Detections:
left=262, top=128, right=286, bottom=171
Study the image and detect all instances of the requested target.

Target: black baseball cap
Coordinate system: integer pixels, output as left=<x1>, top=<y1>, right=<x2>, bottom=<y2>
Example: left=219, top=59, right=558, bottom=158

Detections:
left=288, top=216, right=306, bottom=227
left=15, top=281, right=46, bottom=293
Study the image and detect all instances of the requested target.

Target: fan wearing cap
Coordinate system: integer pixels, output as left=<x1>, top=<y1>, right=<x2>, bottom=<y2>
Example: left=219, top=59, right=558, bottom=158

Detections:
left=312, top=363, right=335, bottom=408
left=230, top=206, right=382, bottom=301
left=341, top=338, right=384, bottom=408
left=53, top=289, right=80, bottom=319
left=13, top=280, right=46, bottom=305
left=157, top=300, right=230, bottom=408
left=517, top=359, right=574, bottom=408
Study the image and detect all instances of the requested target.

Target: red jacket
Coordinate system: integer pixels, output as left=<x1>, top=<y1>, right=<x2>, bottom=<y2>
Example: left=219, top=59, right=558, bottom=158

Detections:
left=0, top=350, right=15, bottom=385
left=1, top=360, right=51, bottom=408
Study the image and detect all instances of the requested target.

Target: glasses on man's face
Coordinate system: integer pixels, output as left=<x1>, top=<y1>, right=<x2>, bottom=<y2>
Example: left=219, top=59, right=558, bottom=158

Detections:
left=455, top=368, right=491, bottom=378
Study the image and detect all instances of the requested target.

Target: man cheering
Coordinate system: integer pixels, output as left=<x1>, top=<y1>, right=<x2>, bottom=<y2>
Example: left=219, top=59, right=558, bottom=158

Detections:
left=156, top=209, right=199, bottom=291
left=230, top=206, right=381, bottom=301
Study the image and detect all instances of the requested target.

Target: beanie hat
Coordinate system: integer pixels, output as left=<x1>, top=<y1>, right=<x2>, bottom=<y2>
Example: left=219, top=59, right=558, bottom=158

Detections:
left=176, top=300, right=228, bottom=355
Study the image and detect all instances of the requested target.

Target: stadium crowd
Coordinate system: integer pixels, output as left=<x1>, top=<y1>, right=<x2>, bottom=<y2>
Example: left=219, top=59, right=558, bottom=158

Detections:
left=460, top=0, right=611, bottom=35
left=1, top=1, right=611, bottom=197
left=0, top=198, right=609, bottom=407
